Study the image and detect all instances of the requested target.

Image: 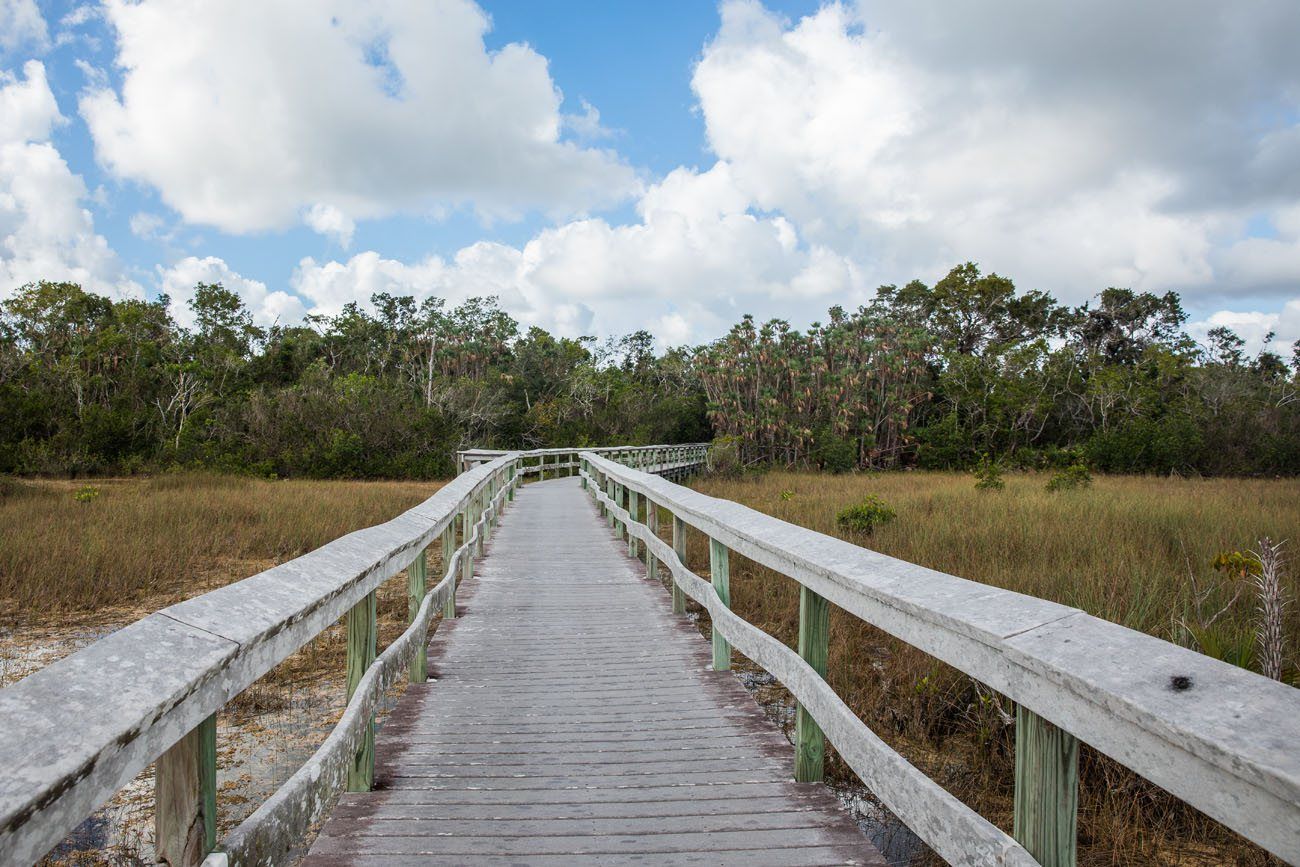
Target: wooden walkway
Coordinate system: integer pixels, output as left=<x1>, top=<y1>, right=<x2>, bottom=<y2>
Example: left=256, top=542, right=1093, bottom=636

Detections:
left=303, top=477, right=883, bottom=866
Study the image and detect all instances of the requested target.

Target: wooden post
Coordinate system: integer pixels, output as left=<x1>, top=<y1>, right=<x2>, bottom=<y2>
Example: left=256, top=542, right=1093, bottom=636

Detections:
left=408, top=548, right=427, bottom=683
left=155, top=713, right=216, bottom=866
left=1014, top=705, right=1079, bottom=867
left=628, top=490, right=639, bottom=558
left=645, top=497, right=658, bottom=581
left=442, top=521, right=456, bottom=619
left=507, top=464, right=515, bottom=501
left=539, top=453, right=546, bottom=481
left=346, top=590, right=377, bottom=792
left=795, top=586, right=830, bottom=781
left=709, top=538, right=731, bottom=670
left=606, top=477, right=615, bottom=527
left=672, top=515, right=687, bottom=614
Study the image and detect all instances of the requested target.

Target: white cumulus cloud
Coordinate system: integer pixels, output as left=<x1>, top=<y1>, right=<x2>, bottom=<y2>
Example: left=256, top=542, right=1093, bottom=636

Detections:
left=80, top=0, right=636, bottom=236
left=159, top=255, right=305, bottom=328
left=0, top=61, right=140, bottom=299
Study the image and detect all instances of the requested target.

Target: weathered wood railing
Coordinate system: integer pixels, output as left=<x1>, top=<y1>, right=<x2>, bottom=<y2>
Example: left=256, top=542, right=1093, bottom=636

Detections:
left=581, top=452, right=1300, bottom=867
left=457, top=443, right=709, bottom=478
left=0, top=444, right=704, bottom=867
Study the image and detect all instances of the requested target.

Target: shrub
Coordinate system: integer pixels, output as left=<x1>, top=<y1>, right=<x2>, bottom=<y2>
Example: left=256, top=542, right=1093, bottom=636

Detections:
left=836, top=496, right=896, bottom=536
left=813, top=429, right=857, bottom=474
left=1046, top=463, right=1091, bottom=492
left=779, top=489, right=794, bottom=501
left=973, top=455, right=1005, bottom=491
left=73, top=485, right=101, bottom=504
left=707, top=436, right=742, bottom=477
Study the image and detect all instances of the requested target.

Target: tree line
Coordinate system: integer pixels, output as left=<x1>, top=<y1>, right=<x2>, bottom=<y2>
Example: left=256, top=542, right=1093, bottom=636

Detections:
left=2, top=263, right=1297, bottom=479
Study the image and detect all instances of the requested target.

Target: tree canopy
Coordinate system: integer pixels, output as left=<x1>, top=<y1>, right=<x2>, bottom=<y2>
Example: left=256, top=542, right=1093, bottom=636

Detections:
left=2, top=264, right=1296, bottom=478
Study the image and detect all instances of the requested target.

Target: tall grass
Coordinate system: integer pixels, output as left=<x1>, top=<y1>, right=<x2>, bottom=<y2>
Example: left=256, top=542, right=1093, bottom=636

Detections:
left=684, top=470, right=1298, bottom=866
left=0, top=474, right=437, bottom=626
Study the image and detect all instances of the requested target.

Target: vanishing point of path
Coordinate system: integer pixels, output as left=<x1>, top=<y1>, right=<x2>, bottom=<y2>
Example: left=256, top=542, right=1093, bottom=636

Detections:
left=303, top=477, right=884, bottom=866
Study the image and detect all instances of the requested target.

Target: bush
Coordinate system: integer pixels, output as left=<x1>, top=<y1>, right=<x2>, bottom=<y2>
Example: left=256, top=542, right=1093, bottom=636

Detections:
left=708, top=435, right=742, bottom=477
left=973, top=455, right=1005, bottom=491
left=1046, top=463, right=1092, bottom=492
left=813, top=429, right=857, bottom=474
left=73, top=485, right=101, bottom=504
left=836, top=496, right=896, bottom=535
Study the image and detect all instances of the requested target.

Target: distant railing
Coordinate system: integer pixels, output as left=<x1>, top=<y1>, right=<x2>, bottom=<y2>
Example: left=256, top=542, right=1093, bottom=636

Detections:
left=0, top=444, right=707, bottom=867
left=456, top=443, right=710, bottom=478
left=581, top=452, right=1300, bottom=867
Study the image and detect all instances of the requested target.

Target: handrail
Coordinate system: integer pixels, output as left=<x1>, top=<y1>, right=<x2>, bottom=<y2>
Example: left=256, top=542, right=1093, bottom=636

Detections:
left=580, top=452, right=1300, bottom=865
left=456, top=443, right=711, bottom=475
left=0, top=444, right=707, bottom=867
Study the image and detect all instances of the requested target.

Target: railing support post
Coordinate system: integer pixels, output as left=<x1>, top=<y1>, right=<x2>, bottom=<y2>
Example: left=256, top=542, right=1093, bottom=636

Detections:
left=709, top=538, right=731, bottom=670
left=408, top=548, right=427, bottom=683
left=539, top=453, right=546, bottom=481
left=671, top=514, right=687, bottom=614
left=1014, top=705, right=1079, bottom=867
left=606, top=477, right=615, bottom=528
left=346, top=590, right=377, bottom=792
left=628, top=490, right=639, bottom=559
left=795, top=586, right=829, bottom=782
left=155, top=713, right=216, bottom=866
left=645, top=497, right=657, bottom=581
left=442, top=520, right=456, bottom=619
left=508, top=464, right=515, bottom=501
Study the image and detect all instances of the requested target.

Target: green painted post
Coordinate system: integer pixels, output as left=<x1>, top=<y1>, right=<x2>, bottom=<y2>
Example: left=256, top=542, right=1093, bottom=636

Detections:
left=408, top=549, right=427, bottom=683
left=346, top=590, right=377, bottom=791
left=606, top=477, right=615, bottom=527
left=709, top=538, right=731, bottom=670
left=795, top=586, right=830, bottom=781
left=671, top=514, right=687, bottom=614
left=628, top=490, right=639, bottom=558
left=645, top=497, right=658, bottom=581
left=507, top=464, right=515, bottom=501
left=154, top=712, right=217, bottom=866
left=442, top=521, right=456, bottom=619
left=580, top=458, right=587, bottom=489
left=1014, top=705, right=1079, bottom=867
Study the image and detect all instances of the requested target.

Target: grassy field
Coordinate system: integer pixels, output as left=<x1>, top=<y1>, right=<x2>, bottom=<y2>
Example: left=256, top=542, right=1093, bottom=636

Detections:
left=682, top=470, right=1299, bottom=866
left=0, top=473, right=441, bottom=864
left=0, top=474, right=437, bottom=625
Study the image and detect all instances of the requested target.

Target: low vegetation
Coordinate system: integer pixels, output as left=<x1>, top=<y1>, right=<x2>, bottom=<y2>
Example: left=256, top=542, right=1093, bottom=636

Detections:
left=684, top=470, right=1299, bottom=865
left=0, top=473, right=435, bottom=624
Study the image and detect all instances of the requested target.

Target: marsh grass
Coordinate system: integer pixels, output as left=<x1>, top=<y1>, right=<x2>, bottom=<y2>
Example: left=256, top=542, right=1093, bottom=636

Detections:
left=675, top=470, right=1299, bottom=866
left=1, top=473, right=444, bottom=866
left=0, top=473, right=436, bottom=626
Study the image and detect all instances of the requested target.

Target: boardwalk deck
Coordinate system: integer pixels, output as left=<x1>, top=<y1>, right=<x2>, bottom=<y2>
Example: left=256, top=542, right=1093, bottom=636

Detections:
left=303, top=477, right=883, bottom=866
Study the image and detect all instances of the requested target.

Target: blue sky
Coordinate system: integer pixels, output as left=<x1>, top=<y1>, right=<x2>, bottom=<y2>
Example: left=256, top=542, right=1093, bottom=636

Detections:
left=2, top=0, right=1299, bottom=349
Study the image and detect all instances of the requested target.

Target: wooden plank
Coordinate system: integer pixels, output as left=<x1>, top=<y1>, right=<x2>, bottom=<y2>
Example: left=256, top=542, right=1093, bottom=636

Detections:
left=346, top=591, right=377, bottom=792
left=795, top=585, right=829, bottom=782
left=303, top=478, right=880, bottom=866
left=154, top=713, right=216, bottom=866
left=1014, top=704, right=1078, bottom=867
left=710, top=537, right=731, bottom=671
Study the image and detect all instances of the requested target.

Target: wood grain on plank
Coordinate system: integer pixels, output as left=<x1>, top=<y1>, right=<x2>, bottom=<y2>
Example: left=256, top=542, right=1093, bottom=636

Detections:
left=303, top=477, right=881, bottom=866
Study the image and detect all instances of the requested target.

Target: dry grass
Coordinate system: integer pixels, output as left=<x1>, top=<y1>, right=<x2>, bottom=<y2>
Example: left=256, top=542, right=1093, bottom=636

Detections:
left=0, top=473, right=443, bottom=865
left=678, top=470, right=1300, bottom=866
left=0, top=473, right=437, bottom=628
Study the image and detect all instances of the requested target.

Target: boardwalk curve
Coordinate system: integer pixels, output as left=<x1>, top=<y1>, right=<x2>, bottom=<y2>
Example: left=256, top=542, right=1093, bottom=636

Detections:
left=303, top=477, right=882, bottom=866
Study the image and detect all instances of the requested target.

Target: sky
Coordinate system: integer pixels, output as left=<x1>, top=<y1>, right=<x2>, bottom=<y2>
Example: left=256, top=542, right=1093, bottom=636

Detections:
left=2, top=0, right=1299, bottom=352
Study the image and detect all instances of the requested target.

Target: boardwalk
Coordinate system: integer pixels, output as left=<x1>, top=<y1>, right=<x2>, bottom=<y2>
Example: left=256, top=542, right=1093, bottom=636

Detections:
left=303, top=477, right=882, bottom=866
